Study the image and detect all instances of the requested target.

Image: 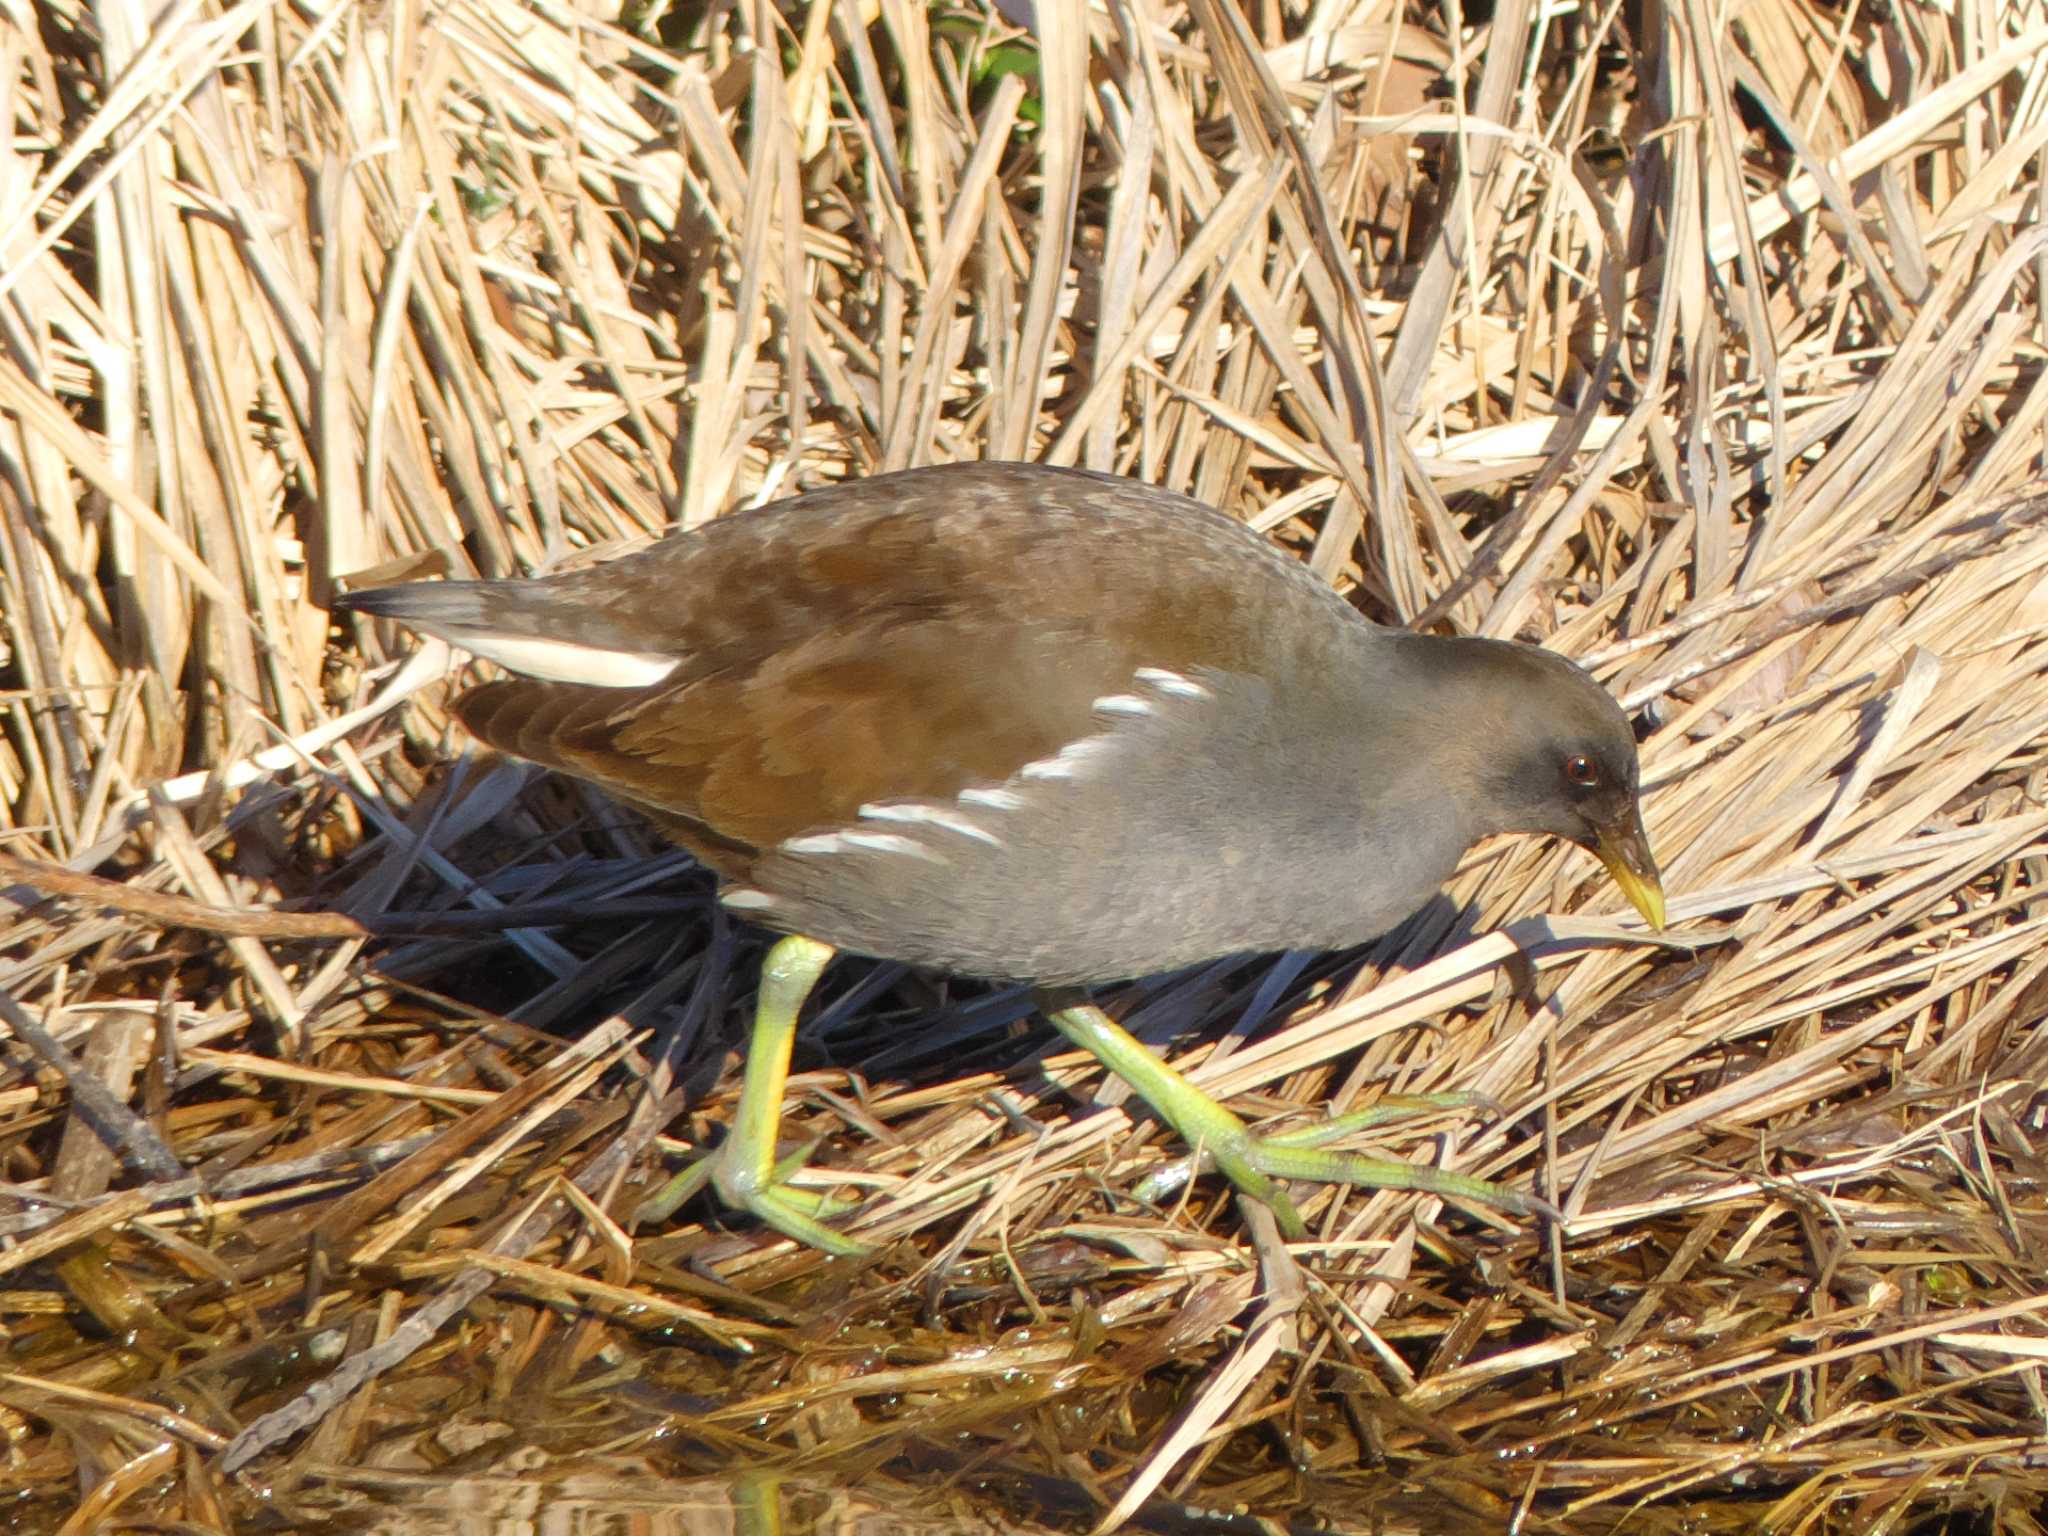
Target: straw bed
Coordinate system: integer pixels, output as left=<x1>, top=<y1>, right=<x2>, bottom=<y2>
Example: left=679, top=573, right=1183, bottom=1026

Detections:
left=3, top=0, right=2048, bottom=1530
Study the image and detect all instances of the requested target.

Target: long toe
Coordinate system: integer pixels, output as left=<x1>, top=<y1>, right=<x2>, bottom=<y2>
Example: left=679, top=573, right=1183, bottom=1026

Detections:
left=635, top=1158, right=715, bottom=1226
left=1244, top=1135, right=1557, bottom=1223
left=740, top=1184, right=872, bottom=1256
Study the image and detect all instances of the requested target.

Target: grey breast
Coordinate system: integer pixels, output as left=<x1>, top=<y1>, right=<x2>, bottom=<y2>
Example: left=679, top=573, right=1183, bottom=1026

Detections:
left=726, top=651, right=1479, bottom=986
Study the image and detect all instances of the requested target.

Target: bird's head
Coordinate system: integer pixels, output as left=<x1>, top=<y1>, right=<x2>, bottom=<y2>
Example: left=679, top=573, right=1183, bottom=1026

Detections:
left=1415, top=636, right=1666, bottom=928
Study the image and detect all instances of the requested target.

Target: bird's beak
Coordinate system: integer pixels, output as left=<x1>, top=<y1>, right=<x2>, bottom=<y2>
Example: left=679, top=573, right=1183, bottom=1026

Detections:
left=1592, top=809, right=1665, bottom=930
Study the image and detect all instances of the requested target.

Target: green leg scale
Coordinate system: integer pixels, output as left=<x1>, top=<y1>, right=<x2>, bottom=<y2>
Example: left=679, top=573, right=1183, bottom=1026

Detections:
left=1041, top=996, right=1549, bottom=1237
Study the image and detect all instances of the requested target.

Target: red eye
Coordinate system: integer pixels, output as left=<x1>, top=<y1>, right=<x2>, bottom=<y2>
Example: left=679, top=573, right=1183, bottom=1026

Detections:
left=1564, top=755, right=1599, bottom=787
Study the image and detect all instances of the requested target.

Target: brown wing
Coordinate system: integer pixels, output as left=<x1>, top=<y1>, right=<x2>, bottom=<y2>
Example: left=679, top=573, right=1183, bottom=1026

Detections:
left=454, top=614, right=1140, bottom=880
left=435, top=463, right=1362, bottom=879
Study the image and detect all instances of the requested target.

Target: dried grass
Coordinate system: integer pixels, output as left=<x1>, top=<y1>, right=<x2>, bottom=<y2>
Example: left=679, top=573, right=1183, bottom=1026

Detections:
left=4, top=0, right=2048, bottom=1531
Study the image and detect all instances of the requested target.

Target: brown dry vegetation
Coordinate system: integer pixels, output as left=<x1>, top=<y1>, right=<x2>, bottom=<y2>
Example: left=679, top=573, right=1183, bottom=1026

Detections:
left=3, top=0, right=2048, bottom=1531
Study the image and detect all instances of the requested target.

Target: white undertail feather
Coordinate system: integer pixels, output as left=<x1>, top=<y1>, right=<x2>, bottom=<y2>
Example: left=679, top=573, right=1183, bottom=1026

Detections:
left=452, top=631, right=678, bottom=688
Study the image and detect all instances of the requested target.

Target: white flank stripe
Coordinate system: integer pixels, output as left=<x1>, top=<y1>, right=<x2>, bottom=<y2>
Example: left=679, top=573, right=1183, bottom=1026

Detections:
left=959, top=787, right=1025, bottom=811
left=783, top=829, right=946, bottom=862
left=840, top=831, right=942, bottom=859
left=1020, top=737, right=1112, bottom=781
left=1134, top=667, right=1208, bottom=699
left=859, top=802, right=1004, bottom=846
left=783, top=832, right=851, bottom=855
left=1092, top=693, right=1152, bottom=718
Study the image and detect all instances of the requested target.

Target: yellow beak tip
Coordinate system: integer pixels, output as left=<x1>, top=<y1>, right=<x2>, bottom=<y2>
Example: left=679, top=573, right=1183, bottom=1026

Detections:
left=1593, top=828, right=1666, bottom=931
left=1635, top=887, right=1668, bottom=931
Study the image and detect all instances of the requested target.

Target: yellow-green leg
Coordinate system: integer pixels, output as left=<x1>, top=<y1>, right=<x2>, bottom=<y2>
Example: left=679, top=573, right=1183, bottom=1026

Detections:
left=1040, top=996, right=1549, bottom=1238
left=640, top=935, right=867, bottom=1256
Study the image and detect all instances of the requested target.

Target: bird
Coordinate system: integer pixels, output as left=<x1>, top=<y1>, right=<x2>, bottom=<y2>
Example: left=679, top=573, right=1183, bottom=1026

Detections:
left=335, top=461, right=1663, bottom=1254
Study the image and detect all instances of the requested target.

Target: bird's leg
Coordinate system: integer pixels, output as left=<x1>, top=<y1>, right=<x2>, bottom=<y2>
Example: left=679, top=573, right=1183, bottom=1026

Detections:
left=1038, top=994, right=1547, bottom=1238
left=641, top=934, right=868, bottom=1256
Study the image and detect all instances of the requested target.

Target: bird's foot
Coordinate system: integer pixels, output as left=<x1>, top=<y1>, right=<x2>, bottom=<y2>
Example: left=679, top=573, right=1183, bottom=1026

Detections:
left=1134, top=1092, right=1554, bottom=1236
left=638, top=1137, right=868, bottom=1256
left=709, top=1137, right=869, bottom=1255
left=634, top=934, right=869, bottom=1255
left=1041, top=999, right=1552, bottom=1238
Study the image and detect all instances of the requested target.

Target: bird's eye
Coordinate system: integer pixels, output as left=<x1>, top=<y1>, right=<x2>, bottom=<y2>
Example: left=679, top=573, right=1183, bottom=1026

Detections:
left=1563, top=755, right=1600, bottom=788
